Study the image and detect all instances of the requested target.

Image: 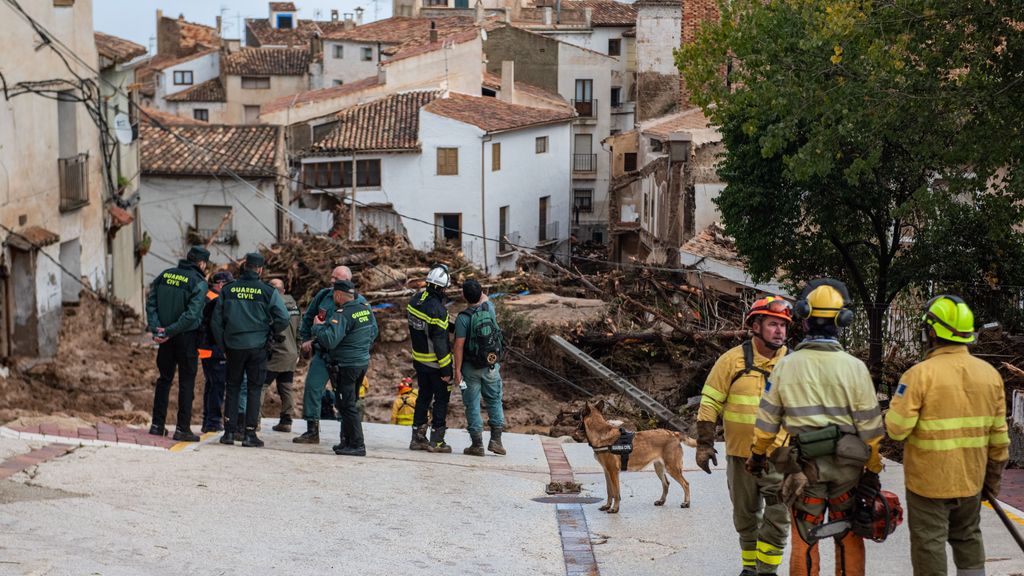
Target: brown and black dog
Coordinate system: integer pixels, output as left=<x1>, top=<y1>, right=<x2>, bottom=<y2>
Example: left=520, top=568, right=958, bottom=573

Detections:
left=579, top=400, right=694, bottom=514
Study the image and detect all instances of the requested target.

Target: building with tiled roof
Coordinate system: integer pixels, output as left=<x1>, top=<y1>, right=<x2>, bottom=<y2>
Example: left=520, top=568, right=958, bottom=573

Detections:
left=482, top=71, right=573, bottom=112
left=223, top=47, right=311, bottom=76
left=424, top=93, right=574, bottom=133
left=161, top=78, right=228, bottom=124
left=164, top=78, right=227, bottom=103
left=261, top=75, right=383, bottom=116
left=245, top=2, right=354, bottom=48
left=94, top=32, right=147, bottom=65
left=297, top=90, right=572, bottom=273
left=304, top=91, right=440, bottom=156
left=270, top=1, right=297, bottom=11
left=156, top=11, right=219, bottom=58
left=139, top=106, right=206, bottom=127
left=139, top=122, right=287, bottom=281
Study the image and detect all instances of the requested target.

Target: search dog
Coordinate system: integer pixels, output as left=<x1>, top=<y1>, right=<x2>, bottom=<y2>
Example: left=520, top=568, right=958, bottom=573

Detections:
left=578, top=400, right=695, bottom=514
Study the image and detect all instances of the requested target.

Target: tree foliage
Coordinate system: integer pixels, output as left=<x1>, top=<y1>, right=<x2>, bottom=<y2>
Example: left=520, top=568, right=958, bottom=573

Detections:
left=676, top=0, right=1024, bottom=372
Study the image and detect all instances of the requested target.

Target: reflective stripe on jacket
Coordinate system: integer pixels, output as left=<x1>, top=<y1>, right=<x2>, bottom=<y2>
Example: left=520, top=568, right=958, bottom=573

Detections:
left=390, top=390, right=417, bottom=425
left=886, top=345, right=1009, bottom=499
left=407, top=290, right=453, bottom=374
left=698, top=340, right=787, bottom=457
left=752, top=338, right=884, bottom=473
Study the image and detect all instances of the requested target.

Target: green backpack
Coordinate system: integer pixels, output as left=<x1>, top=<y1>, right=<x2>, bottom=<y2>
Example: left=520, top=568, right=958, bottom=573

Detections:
left=461, top=304, right=504, bottom=369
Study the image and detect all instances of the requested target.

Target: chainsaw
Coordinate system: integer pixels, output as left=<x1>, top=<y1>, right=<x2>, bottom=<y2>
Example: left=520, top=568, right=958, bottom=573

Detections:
left=809, top=489, right=904, bottom=543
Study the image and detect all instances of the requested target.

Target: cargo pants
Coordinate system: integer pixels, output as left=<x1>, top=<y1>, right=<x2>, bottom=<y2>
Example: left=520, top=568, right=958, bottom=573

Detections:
left=790, top=455, right=865, bottom=576
left=907, top=490, right=985, bottom=576
left=728, top=456, right=789, bottom=573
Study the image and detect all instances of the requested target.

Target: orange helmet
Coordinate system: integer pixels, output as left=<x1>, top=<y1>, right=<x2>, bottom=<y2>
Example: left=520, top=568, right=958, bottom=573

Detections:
left=398, top=377, right=414, bottom=393
left=745, top=296, right=793, bottom=327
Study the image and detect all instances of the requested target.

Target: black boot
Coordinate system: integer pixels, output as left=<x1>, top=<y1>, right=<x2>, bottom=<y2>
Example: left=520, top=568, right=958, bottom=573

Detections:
left=463, top=431, right=485, bottom=456
left=173, top=428, right=201, bottom=442
left=272, top=414, right=293, bottom=433
left=241, top=429, right=264, bottom=448
left=335, top=445, right=366, bottom=457
left=293, top=421, right=320, bottom=444
left=409, top=425, right=430, bottom=451
left=487, top=426, right=506, bottom=455
left=219, top=431, right=235, bottom=445
left=148, top=424, right=167, bottom=437
left=426, top=427, right=452, bottom=454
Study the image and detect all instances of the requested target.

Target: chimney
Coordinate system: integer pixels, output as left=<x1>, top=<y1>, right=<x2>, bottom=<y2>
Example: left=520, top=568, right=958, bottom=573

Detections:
left=584, top=7, right=592, bottom=28
left=475, top=0, right=484, bottom=23
left=343, top=14, right=356, bottom=30
left=429, top=21, right=438, bottom=43
left=543, top=7, right=553, bottom=26
left=216, top=15, right=222, bottom=35
left=331, top=9, right=339, bottom=21
left=355, top=7, right=364, bottom=25
left=499, top=61, right=515, bottom=102
left=156, top=9, right=164, bottom=54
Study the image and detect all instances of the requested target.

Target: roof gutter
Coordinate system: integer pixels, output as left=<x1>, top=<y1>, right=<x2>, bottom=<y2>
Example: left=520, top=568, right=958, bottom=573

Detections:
left=484, top=115, right=574, bottom=136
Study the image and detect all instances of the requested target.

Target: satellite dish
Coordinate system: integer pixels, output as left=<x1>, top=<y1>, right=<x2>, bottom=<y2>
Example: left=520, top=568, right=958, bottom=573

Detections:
left=114, top=113, right=133, bottom=145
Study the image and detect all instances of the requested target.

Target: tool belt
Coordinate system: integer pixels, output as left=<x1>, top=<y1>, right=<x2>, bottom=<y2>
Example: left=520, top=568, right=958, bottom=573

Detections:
left=794, top=425, right=841, bottom=459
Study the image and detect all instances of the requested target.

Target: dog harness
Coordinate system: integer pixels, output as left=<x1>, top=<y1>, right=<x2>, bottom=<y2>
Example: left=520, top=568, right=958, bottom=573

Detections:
left=591, top=428, right=636, bottom=471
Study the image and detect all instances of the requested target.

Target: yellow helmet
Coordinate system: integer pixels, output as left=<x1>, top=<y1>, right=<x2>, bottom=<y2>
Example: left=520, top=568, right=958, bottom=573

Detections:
left=923, top=295, right=976, bottom=344
left=794, top=278, right=854, bottom=327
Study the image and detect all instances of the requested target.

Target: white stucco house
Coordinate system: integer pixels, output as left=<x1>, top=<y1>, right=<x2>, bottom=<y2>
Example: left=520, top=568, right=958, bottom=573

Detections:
left=139, top=124, right=288, bottom=281
left=295, top=90, right=575, bottom=274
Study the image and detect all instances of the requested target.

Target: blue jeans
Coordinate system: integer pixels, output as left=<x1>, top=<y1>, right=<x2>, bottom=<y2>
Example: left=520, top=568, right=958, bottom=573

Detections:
left=461, top=363, right=504, bottom=434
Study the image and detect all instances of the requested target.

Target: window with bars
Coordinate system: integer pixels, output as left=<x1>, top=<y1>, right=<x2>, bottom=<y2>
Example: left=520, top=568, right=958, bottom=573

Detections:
left=437, top=147, right=458, bottom=175
left=303, top=159, right=383, bottom=189
left=573, top=189, right=593, bottom=213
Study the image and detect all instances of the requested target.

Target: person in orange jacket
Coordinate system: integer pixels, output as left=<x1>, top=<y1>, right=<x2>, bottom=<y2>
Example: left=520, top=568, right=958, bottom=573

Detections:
left=199, top=270, right=232, bottom=433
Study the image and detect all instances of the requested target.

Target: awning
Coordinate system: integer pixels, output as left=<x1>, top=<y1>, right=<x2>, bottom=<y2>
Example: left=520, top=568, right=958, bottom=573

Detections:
left=5, top=226, right=60, bottom=251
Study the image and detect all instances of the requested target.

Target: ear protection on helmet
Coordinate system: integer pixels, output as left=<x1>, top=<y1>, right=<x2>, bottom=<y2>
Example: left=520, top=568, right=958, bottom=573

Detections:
left=794, top=278, right=854, bottom=328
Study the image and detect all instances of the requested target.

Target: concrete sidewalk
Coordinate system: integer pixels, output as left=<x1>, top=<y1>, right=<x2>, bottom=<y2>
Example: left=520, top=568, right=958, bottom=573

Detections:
left=1, top=425, right=1023, bottom=575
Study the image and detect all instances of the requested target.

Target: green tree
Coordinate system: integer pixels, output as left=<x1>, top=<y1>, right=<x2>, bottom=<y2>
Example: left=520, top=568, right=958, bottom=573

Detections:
left=676, top=0, right=1024, bottom=376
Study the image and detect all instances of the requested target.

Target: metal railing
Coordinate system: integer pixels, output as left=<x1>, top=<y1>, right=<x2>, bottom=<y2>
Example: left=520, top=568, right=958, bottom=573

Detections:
left=573, top=153, right=597, bottom=173
left=58, top=153, right=89, bottom=212
left=539, top=221, right=559, bottom=243
left=193, top=227, right=237, bottom=245
left=572, top=99, right=597, bottom=118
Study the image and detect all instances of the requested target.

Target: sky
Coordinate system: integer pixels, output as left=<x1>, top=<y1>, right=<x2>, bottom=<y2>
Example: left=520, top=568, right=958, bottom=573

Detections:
left=92, top=0, right=391, bottom=50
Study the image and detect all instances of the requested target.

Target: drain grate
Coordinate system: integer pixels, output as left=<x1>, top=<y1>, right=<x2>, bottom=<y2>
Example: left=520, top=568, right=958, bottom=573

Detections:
left=532, top=496, right=602, bottom=504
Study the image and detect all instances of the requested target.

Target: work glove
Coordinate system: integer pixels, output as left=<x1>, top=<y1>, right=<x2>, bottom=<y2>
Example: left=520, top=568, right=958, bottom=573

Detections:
left=745, top=452, right=767, bottom=477
left=984, top=460, right=1006, bottom=501
left=856, top=470, right=881, bottom=501
left=781, top=471, right=809, bottom=508
left=695, top=421, right=718, bottom=474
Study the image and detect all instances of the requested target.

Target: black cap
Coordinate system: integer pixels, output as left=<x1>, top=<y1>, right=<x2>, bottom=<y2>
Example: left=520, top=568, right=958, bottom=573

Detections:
left=333, top=279, right=356, bottom=294
left=462, top=279, right=482, bottom=304
left=187, top=245, right=211, bottom=263
left=211, top=271, right=234, bottom=284
left=245, top=252, right=265, bottom=268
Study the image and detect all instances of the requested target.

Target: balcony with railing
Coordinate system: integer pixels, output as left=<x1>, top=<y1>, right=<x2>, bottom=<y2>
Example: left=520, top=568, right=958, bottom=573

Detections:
left=187, top=226, right=238, bottom=246
left=58, top=153, right=89, bottom=212
left=538, top=221, right=559, bottom=245
left=573, top=153, right=597, bottom=175
left=572, top=99, right=597, bottom=120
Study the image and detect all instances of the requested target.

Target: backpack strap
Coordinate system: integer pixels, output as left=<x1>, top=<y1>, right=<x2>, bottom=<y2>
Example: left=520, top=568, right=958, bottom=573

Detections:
left=731, top=339, right=772, bottom=384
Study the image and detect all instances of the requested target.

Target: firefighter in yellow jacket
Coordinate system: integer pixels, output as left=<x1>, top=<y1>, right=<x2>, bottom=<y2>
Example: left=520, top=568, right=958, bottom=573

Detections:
left=885, top=295, right=1008, bottom=576
left=748, top=279, right=884, bottom=576
left=390, top=377, right=418, bottom=426
left=697, top=296, right=793, bottom=575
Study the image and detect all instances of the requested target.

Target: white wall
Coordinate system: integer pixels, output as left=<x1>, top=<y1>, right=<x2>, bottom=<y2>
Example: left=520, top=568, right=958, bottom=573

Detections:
left=139, top=176, right=278, bottom=281
left=155, top=51, right=220, bottom=103
left=298, top=108, right=571, bottom=274
left=694, top=182, right=725, bottom=235
left=165, top=101, right=228, bottom=124
left=636, top=5, right=680, bottom=75
left=557, top=44, right=614, bottom=231
left=323, top=40, right=381, bottom=86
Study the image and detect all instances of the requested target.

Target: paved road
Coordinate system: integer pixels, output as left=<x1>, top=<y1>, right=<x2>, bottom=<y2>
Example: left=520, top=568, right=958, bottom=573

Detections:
left=1, top=423, right=1023, bottom=575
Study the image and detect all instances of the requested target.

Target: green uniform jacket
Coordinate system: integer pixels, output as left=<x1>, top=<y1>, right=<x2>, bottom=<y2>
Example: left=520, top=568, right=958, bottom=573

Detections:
left=266, top=294, right=301, bottom=373
left=299, top=287, right=368, bottom=342
left=312, top=297, right=378, bottom=367
left=211, top=270, right=290, bottom=351
left=145, top=260, right=208, bottom=338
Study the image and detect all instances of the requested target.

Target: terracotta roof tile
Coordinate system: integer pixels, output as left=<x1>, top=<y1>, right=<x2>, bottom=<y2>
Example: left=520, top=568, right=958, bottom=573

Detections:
left=139, top=106, right=206, bottom=126
left=95, top=32, right=147, bottom=64
left=424, top=93, right=574, bottom=133
left=324, top=16, right=485, bottom=60
left=160, top=16, right=219, bottom=56
left=164, top=77, right=226, bottom=102
left=246, top=18, right=348, bottom=47
left=566, top=0, right=637, bottom=26
left=270, top=2, right=297, bottom=11
left=150, top=47, right=218, bottom=71
left=482, top=71, right=573, bottom=112
left=261, top=75, right=382, bottom=115
left=305, top=91, right=441, bottom=155
left=223, top=47, right=311, bottom=76
left=642, top=107, right=716, bottom=139
left=6, top=226, right=60, bottom=250
left=141, top=124, right=280, bottom=177
left=680, top=223, right=744, bottom=267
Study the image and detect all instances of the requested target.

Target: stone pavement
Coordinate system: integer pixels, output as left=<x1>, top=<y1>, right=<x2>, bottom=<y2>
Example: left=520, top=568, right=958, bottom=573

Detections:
left=0, top=423, right=1022, bottom=575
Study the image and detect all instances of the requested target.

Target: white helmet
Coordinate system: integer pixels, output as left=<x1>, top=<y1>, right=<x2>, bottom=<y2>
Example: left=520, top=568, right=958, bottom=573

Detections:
left=425, top=264, right=450, bottom=289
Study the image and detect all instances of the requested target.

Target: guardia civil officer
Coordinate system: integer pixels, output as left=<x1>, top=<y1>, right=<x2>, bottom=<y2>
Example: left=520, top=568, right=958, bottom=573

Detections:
left=211, top=253, right=289, bottom=447
left=146, top=245, right=210, bottom=442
